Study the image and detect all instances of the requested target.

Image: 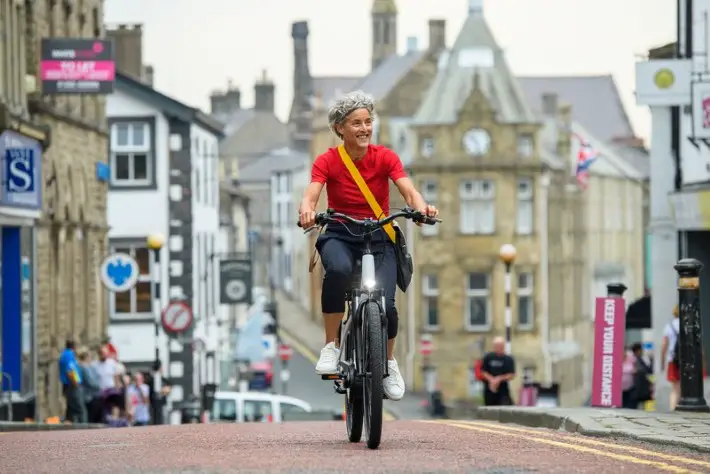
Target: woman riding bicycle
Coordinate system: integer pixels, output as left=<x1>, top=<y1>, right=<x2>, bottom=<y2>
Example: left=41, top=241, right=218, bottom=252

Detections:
left=298, top=90, right=439, bottom=401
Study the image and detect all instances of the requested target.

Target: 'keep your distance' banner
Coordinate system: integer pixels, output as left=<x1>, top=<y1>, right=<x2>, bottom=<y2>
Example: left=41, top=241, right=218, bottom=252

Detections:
left=591, top=296, right=626, bottom=408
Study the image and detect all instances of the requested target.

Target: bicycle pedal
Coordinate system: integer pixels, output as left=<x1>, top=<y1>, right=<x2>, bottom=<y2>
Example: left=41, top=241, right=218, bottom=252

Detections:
left=321, top=374, right=341, bottom=380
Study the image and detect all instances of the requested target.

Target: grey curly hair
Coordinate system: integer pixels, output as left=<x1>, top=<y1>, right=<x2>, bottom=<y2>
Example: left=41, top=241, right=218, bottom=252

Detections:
left=327, top=90, right=377, bottom=139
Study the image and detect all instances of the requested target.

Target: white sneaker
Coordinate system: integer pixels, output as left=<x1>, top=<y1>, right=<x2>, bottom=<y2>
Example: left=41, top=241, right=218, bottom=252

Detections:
left=383, top=359, right=405, bottom=401
left=315, top=342, right=340, bottom=375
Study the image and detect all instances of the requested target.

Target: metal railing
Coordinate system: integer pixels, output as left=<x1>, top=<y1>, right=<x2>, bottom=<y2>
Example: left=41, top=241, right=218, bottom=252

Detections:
left=0, top=372, right=13, bottom=422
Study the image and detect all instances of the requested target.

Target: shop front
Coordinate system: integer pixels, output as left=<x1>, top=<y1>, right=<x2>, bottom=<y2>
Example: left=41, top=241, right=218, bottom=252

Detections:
left=0, top=112, right=48, bottom=398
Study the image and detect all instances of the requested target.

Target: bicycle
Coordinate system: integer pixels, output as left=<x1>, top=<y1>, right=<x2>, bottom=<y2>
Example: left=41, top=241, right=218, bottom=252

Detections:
left=298, top=207, right=440, bottom=449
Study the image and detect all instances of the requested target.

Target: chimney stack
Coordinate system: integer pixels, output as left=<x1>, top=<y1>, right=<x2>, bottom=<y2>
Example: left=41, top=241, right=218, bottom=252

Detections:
left=542, top=93, right=558, bottom=116
left=289, top=20, right=314, bottom=151
left=254, top=70, right=275, bottom=113
left=142, top=65, right=154, bottom=87
left=428, top=19, right=446, bottom=51
left=210, top=79, right=241, bottom=115
left=106, top=24, right=143, bottom=80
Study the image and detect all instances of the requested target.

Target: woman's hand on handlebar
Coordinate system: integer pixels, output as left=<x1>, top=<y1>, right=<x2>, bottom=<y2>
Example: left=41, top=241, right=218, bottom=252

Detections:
left=415, top=204, right=439, bottom=226
left=298, top=206, right=317, bottom=229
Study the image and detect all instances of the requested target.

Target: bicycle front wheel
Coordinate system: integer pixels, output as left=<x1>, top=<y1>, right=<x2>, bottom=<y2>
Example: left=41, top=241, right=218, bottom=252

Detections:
left=363, top=300, right=385, bottom=450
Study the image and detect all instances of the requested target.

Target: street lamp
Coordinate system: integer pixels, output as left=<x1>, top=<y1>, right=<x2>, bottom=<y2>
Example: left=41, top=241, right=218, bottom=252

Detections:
left=147, top=233, right=165, bottom=423
left=499, top=243, right=517, bottom=355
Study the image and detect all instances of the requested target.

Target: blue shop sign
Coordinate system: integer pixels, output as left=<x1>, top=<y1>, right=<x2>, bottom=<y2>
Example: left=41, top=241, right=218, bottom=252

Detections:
left=0, top=130, right=43, bottom=210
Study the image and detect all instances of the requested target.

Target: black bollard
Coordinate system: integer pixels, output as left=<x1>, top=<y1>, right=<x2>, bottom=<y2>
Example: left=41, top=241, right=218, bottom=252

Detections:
left=607, top=283, right=628, bottom=298
left=673, top=259, right=709, bottom=412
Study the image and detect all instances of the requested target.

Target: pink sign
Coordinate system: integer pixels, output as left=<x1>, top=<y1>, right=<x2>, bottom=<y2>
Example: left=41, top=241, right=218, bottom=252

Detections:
left=703, top=96, right=710, bottom=128
left=591, top=296, right=626, bottom=408
left=40, top=61, right=115, bottom=82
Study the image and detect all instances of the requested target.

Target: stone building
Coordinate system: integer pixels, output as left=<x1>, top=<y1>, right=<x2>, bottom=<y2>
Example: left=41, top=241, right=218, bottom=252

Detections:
left=24, top=0, right=110, bottom=418
left=406, top=4, right=646, bottom=405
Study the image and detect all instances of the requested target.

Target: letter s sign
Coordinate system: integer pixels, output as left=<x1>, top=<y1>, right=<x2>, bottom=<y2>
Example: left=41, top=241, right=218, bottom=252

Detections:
left=5, top=148, right=35, bottom=193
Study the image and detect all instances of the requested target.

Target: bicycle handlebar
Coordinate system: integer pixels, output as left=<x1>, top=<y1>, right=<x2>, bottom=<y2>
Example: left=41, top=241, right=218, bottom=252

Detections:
left=296, top=207, right=441, bottom=233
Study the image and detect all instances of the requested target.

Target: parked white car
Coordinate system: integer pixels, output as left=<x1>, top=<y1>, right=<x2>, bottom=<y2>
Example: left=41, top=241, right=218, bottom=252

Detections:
left=211, top=391, right=312, bottom=423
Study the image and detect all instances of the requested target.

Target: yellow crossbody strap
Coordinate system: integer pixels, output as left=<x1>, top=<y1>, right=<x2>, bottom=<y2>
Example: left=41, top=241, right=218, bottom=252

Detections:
left=337, top=145, right=396, bottom=243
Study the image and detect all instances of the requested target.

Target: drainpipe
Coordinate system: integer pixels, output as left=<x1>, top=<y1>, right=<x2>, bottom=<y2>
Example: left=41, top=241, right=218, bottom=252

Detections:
left=540, top=171, right=552, bottom=384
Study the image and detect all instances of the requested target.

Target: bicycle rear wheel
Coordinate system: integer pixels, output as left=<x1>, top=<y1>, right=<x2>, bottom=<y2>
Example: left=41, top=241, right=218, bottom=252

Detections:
left=363, top=300, right=385, bottom=449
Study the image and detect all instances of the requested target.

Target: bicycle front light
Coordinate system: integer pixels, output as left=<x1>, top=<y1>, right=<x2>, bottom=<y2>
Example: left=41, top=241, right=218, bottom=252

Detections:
left=363, top=279, right=376, bottom=289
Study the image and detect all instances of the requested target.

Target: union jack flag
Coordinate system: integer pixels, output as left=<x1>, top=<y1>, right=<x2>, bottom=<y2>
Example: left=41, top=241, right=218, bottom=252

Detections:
left=573, top=133, right=598, bottom=190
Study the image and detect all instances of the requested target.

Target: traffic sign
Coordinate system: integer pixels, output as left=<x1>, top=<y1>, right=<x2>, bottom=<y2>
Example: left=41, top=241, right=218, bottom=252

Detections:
left=261, top=334, right=276, bottom=359
left=100, top=253, right=139, bottom=293
left=161, top=302, right=193, bottom=334
left=419, top=336, right=433, bottom=356
left=278, top=344, right=293, bottom=361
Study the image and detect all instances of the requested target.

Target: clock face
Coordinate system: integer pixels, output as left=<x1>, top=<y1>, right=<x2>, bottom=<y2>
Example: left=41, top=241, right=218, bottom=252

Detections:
left=462, top=128, right=491, bottom=156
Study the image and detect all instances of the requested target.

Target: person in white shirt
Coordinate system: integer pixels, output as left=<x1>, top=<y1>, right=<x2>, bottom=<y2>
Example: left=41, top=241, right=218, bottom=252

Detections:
left=92, top=346, right=119, bottom=391
left=660, top=305, right=680, bottom=410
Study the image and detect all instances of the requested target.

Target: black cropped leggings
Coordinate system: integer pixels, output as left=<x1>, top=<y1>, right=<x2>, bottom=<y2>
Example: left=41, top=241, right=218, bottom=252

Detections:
left=316, top=226, right=399, bottom=339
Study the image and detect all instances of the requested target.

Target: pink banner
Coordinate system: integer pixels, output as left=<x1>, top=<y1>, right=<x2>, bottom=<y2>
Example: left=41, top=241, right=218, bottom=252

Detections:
left=591, top=296, right=626, bottom=408
left=40, top=60, right=115, bottom=81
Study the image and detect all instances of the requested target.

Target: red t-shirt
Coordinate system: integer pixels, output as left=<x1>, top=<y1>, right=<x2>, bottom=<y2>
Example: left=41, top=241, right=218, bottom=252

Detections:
left=311, top=145, right=407, bottom=219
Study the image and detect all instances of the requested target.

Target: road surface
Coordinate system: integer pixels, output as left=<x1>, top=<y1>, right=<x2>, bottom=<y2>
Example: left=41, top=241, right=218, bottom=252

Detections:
left=2, top=419, right=708, bottom=473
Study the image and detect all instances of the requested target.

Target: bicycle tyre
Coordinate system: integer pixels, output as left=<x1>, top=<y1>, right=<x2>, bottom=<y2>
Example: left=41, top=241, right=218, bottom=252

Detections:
left=363, top=300, right=385, bottom=449
left=345, top=326, right=364, bottom=442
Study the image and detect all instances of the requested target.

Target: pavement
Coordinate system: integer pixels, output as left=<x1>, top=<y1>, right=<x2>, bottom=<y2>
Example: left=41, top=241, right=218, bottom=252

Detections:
left=476, top=406, right=710, bottom=454
left=274, top=290, right=429, bottom=421
left=0, top=422, right=105, bottom=432
left=3, top=419, right=710, bottom=473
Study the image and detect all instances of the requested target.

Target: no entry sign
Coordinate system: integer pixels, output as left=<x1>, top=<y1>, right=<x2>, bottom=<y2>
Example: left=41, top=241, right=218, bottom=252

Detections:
left=161, top=302, right=193, bottom=335
left=420, top=337, right=433, bottom=356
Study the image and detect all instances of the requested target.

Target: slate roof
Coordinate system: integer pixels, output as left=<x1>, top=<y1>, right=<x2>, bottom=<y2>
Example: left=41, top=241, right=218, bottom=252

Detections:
left=213, top=108, right=256, bottom=136
left=313, top=76, right=363, bottom=106
left=412, top=9, right=535, bottom=126
left=538, top=118, right=644, bottom=180
left=115, top=72, right=224, bottom=137
left=518, top=75, right=635, bottom=143
left=239, top=147, right=309, bottom=183
left=355, top=50, right=427, bottom=101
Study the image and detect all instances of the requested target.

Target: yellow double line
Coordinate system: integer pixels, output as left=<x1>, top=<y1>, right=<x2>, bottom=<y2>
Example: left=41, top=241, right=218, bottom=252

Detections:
left=424, top=419, right=710, bottom=473
left=279, top=330, right=397, bottom=421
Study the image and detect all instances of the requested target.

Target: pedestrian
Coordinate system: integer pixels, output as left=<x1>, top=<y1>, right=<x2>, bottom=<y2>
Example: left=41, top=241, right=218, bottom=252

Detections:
left=76, top=348, right=102, bottom=422
left=58, top=340, right=87, bottom=424
left=660, top=305, right=680, bottom=410
left=146, top=360, right=172, bottom=425
left=92, top=346, right=119, bottom=391
left=480, top=336, right=516, bottom=406
left=126, top=372, right=151, bottom=426
left=621, top=348, right=638, bottom=409
left=631, top=342, right=653, bottom=408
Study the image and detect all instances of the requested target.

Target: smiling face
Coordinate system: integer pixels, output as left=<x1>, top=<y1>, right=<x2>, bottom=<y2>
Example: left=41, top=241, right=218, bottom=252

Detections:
left=336, top=108, right=373, bottom=149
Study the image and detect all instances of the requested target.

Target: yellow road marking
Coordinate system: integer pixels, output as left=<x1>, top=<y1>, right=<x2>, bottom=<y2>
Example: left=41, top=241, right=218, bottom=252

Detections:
left=421, top=420, right=700, bottom=474
left=279, top=329, right=397, bottom=422
left=464, top=420, right=710, bottom=469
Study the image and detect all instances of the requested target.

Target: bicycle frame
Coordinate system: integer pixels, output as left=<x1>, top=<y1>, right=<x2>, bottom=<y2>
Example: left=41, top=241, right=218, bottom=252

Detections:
left=337, top=224, right=389, bottom=386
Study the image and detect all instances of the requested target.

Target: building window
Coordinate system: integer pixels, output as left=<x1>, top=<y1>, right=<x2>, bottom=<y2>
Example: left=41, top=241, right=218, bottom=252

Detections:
left=459, top=180, right=495, bottom=234
left=110, top=122, right=153, bottom=187
left=516, top=177, right=534, bottom=235
left=421, top=137, right=434, bottom=157
left=420, top=180, right=438, bottom=236
left=518, top=134, right=534, bottom=157
left=421, top=274, right=439, bottom=329
left=465, top=272, right=490, bottom=330
left=110, top=242, right=152, bottom=318
left=518, top=272, right=534, bottom=329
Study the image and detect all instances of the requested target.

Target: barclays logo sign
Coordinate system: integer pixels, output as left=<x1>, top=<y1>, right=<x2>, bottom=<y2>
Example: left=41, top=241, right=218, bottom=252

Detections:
left=0, top=130, right=42, bottom=210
